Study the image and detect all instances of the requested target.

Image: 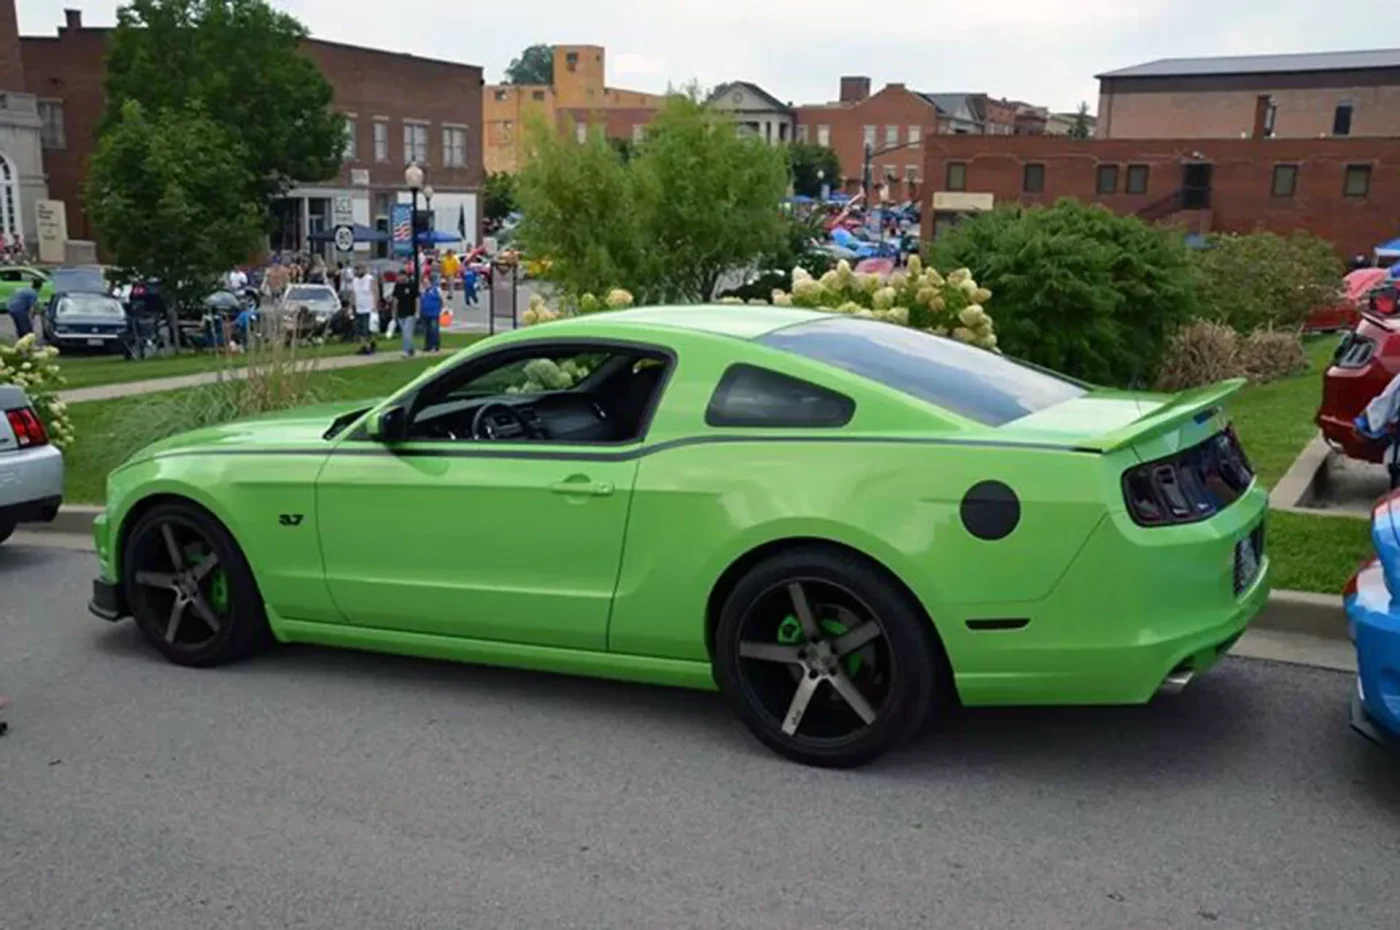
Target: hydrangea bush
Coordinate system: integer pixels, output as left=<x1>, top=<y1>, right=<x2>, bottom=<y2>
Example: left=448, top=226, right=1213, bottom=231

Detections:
left=763, top=257, right=997, bottom=350
left=0, top=334, right=74, bottom=451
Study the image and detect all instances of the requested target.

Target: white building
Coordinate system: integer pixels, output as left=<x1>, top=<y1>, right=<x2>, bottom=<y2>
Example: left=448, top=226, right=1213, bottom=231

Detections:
left=706, top=81, right=795, bottom=144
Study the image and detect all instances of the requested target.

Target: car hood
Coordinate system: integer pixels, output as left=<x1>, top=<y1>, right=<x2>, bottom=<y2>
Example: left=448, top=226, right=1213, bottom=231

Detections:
left=127, top=398, right=381, bottom=462
left=55, top=311, right=126, bottom=327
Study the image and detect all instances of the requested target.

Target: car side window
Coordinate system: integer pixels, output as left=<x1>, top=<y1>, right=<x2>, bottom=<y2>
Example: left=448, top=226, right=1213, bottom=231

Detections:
left=705, top=364, right=854, bottom=428
left=0, top=270, right=20, bottom=283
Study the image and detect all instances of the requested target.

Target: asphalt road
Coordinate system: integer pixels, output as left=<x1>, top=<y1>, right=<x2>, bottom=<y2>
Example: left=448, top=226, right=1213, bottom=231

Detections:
left=1, top=543, right=1396, bottom=930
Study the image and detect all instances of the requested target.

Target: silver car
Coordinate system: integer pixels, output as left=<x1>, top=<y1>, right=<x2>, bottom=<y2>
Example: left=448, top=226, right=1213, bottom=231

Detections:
left=279, top=284, right=341, bottom=321
left=0, top=384, right=63, bottom=544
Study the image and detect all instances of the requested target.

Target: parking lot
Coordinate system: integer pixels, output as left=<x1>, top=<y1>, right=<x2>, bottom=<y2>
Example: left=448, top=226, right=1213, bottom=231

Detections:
left=1, top=542, right=1396, bottom=930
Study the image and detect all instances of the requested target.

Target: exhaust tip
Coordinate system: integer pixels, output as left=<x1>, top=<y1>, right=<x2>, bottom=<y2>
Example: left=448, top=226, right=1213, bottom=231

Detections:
left=1157, top=664, right=1195, bottom=697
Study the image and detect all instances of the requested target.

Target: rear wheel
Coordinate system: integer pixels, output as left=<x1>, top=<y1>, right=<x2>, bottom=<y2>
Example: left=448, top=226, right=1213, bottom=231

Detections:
left=0, top=518, right=14, bottom=546
left=713, top=546, right=942, bottom=768
left=121, top=502, right=268, bottom=667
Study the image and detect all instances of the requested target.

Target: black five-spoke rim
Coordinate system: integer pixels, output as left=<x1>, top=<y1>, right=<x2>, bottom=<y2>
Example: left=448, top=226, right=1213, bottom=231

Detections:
left=130, top=519, right=228, bottom=649
left=737, top=579, right=894, bottom=744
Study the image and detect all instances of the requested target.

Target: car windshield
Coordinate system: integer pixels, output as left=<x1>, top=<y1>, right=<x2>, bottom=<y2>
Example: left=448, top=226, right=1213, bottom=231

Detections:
left=759, top=317, right=1088, bottom=427
left=51, top=266, right=107, bottom=294
left=286, top=286, right=333, bottom=301
left=56, top=294, right=124, bottom=318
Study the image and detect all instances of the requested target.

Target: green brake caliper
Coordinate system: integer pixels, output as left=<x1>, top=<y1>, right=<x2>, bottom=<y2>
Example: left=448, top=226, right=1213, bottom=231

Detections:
left=209, top=570, right=229, bottom=614
left=776, top=615, right=863, bottom=676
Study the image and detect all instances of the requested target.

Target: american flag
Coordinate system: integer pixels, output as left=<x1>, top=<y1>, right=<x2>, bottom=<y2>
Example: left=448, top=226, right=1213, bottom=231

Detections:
left=391, top=204, right=413, bottom=255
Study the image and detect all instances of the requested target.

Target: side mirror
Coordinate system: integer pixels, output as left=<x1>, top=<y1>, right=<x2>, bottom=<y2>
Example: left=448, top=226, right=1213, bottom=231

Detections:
left=370, top=405, right=408, bottom=443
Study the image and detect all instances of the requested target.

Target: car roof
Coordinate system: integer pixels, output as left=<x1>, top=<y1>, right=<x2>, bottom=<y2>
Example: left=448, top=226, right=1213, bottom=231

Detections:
left=541, top=304, right=831, bottom=340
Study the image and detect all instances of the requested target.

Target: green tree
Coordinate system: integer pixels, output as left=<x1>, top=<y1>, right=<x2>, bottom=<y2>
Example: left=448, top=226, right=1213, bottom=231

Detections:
left=503, top=44, right=554, bottom=85
left=515, top=93, right=790, bottom=303
left=608, top=136, right=637, bottom=164
left=102, top=0, right=344, bottom=205
left=1069, top=102, right=1092, bottom=140
left=787, top=142, right=842, bottom=197
left=1193, top=230, right=1342, bottom=332
left=483, top=171, right=517, bottom=223
left=927, top=199, right=1199, bottom=387
left=87, top=100, right=265, bottom=323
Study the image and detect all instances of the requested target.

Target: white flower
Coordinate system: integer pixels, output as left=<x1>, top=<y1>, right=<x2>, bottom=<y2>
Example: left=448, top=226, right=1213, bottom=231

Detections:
left=605, top=288, right=634, bottom=309
left=771, top=290, right=793, bottom=306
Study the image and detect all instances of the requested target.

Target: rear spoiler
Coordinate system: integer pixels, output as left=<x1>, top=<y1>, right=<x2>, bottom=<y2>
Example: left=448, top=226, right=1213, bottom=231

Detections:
left=1076, top=379, right=1245, bottom=454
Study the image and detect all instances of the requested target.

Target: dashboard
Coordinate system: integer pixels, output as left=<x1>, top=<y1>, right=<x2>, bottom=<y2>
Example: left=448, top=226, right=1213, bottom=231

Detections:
left=410, top=392, right=616, bottom=443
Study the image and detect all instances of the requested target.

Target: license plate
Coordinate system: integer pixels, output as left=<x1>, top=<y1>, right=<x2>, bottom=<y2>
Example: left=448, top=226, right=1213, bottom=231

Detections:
left=86, top=338, right=105, bottom=347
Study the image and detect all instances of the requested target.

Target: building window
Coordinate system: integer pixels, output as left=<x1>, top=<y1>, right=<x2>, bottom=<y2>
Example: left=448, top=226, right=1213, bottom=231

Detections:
left=494, top=89, right=508, bottom=102
left=1263, top=100, right=1277, bottom=138
left=565, top=50, right=578, bottom=72
left=373, top=121, right=389, bottom=163
left=946, top=162, right=967, bottom=191
left=531, top=90, right=545, bottom=101
left=343, top=117, right=357, bottom=161
left=863, top=125, right=876, bottom=148
left=908, top=125, right=921, bottom=146
left=403, top=122, right=429, bottom=164
left=575, top=121, right=587, bottom=144
left=1334, top=103, right=1354, bottom=137
left=1271, top=164, right=1298, bottom=197
left=632, top=123, right=645, bottom=143
left=905, top=165, right=919, bottom=182
left=817, top=124, right=830, bottom=147
left=882, top=165, right=897, bottom=183
left=1096, top=164, right=1119, bottom=194
left=885, top=125, right=898, bottom=148
left=1344, top=164, right=1372, bottom=198
left=1023, top=163, right=1045, bottom=193
left=442, top=126, right=467, bottom=167
left=0, top=152, right=16, bottom=241
left=796, top=124, right=808, bottom=144
left=1125, top=164, right=1149, bottom=195
left=37, top=101, right=65, bottom=149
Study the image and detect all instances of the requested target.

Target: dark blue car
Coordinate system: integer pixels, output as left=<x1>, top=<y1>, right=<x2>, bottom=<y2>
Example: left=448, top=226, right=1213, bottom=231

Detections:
left=1345, top=490, right=1400, bottom=745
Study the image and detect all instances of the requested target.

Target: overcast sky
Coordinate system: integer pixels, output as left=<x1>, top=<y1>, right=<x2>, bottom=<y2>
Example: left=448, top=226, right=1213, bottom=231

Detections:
left=16, top=0, right=1374, bottom=113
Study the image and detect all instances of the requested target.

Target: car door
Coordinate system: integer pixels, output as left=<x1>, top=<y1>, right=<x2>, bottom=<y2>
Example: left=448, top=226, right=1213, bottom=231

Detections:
left=314, top=341, right=670, bottom=652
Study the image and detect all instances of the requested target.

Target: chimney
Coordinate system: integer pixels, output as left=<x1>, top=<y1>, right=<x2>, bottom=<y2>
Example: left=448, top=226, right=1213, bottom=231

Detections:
left=839, top=76, right=871, bottom=104
left=63, top=8, right=81, bottom=29
left=884, top=82, right=906, bottom=92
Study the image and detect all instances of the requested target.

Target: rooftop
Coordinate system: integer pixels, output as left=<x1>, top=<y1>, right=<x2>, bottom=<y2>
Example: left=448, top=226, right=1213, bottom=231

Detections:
left=541, top=305, right=828, bottom=339
left=1098, top=48, right=1400, bottom=79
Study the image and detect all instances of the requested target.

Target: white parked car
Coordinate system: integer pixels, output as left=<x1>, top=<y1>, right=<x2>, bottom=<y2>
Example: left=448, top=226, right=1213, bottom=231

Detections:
left=279, top=284, right=341, bottom=321
left=0, top=384, right=63, bottom=545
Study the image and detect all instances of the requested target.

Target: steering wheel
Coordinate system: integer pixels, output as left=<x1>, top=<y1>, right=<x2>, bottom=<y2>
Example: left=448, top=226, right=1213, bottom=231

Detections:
left=471, top=402, right=533, bottom=441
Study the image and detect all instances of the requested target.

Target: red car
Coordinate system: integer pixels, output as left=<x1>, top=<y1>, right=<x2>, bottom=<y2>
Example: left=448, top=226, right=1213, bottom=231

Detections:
left=1305, top=268, right=1390, bottom=333
left=1318, top=310, right=1400, bottom=463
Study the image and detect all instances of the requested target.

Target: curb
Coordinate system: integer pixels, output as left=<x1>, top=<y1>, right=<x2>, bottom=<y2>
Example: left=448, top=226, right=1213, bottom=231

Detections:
left=23, top=505, right=1349, bottom=642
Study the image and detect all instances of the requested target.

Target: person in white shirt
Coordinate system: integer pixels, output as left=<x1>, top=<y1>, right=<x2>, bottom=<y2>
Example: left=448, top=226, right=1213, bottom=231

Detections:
left=352, top=265, right=377, bottom=351
left=228, top=267, right=248, bottom=292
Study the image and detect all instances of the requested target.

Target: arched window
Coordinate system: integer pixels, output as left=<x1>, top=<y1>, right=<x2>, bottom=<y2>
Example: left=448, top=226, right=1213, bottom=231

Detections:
left=0, top=151, right=18, bottom=244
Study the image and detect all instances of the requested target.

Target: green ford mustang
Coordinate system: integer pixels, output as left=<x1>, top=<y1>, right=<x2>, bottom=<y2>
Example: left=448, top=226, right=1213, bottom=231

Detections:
left=89, top=305, right=1270, bottom=767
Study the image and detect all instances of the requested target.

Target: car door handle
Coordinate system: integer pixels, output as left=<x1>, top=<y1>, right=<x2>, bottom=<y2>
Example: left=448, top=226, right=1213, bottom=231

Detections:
left=549, top=477, right=615, bottom=497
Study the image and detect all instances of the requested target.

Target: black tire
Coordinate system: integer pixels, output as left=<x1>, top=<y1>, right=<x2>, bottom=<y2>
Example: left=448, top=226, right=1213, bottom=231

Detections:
left=713, top=546, right=943, bottom=769
left=121, top=501, right=269, bottom=668
left=0, top=518, right=15, bottom=545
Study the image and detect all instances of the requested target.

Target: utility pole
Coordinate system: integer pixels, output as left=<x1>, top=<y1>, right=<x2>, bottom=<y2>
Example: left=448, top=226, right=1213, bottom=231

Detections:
left=863, top=136, right=927, bottom=205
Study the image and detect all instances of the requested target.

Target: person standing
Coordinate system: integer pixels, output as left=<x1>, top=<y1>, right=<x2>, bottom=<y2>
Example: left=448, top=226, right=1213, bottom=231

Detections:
left=5, top=276, right=43, bottom=340
left=227, top=266, right=248, bottom=293
left=352, top=265, right=377, bottom=353
left=419, top=277, right=443, bottom=353
left=392, top=271, right=418, bottom=357
left=462, top=265, right=479, bottom=307
left=441, top=250, right=461, bottom=304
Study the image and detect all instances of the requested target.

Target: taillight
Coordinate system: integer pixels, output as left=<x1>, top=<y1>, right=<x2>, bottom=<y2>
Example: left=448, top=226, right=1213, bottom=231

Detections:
left=1333, top=333, right=1375, bottom=369
left=5, top=407, right=49, bottom=448
left=1122, top=429, right=1254, bottom=526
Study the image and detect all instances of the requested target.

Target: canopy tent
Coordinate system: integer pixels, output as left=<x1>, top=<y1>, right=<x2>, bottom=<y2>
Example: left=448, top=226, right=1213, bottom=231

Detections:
left=1376, top=237, right=1400, bottom=261
left=416, top=229, right=461, bottom=244
left=306, top=223, right=388, bottom=243
left=1347, top=267, right=1390, bottom=299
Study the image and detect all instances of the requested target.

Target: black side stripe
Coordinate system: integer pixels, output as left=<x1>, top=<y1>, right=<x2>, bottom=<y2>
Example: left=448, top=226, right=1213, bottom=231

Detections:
left=144, top=434, right=1103, bottom=464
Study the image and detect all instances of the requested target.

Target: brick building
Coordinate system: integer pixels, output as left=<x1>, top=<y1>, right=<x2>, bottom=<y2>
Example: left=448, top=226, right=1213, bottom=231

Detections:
left=1098, top=49, right=1400, bottom=140
left=919, top=135, right=1400, bottom=260
left=14, top=5, right=484, bottom=257
left=794, top=79, right=939, bottom=199
left=483, top=45, right=665, bottom=174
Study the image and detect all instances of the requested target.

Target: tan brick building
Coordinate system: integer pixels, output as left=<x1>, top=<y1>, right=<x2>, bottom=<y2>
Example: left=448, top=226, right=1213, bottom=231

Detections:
left=483, top=45, right=665, bottom=174
left=16, top=6, right=484, bottom=255
left=1098, top=49, right=1400, bottom=140
left=919, top=135, right=1400, bottom=260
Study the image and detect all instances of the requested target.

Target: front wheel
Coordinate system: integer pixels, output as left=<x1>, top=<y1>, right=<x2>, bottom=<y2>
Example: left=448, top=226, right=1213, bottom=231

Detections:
left=121, top=502, right=270, bottom=667
left=713, top=546, right=943, bottom=768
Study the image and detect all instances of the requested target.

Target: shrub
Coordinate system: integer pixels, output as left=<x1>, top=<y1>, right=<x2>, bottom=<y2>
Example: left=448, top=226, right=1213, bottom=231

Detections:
left=1238, top=328, right=1308, bottom=384
left=926, top=198, right=1198, bottom=387
left=0, top=334, right=75, bottom=451
left=1156, top=321, right=1239, bottom=392
left=1192, top=230, right=1341, bottom=333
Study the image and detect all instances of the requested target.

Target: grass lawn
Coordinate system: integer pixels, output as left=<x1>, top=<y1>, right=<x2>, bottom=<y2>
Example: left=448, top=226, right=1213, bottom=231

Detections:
left=1227, top=334, right=1370, bottom=594
left=54, top=331, right=481, bottom=390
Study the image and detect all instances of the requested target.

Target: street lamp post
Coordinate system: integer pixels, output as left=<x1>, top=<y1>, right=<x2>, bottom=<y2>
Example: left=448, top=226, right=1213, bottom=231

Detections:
left=404, top=163, right=425, bottom=309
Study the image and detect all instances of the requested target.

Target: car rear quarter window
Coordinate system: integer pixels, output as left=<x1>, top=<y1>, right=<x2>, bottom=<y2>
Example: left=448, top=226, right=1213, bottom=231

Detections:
left=705, top=363, right=855, bottom=428
left=759, top=317, right=1087, bottom=427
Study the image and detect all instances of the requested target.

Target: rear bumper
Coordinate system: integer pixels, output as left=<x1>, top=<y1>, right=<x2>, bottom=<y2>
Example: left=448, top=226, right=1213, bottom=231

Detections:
left=0, top=442, right=63, bottom=523
left=0, top=493, right=61, bottom=526
left=1345, top=562, right=1400, bottom=744
left=1318, top=411, right=1384, bottom=463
